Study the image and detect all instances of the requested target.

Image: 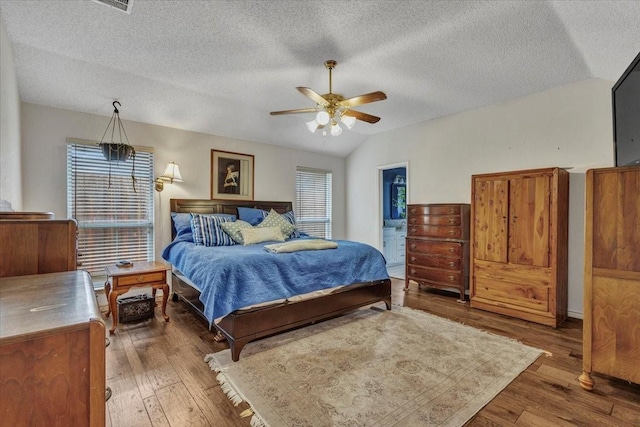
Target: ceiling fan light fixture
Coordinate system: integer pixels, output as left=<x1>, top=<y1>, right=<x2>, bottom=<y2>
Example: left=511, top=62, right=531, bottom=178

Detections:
left=306, top=119, right=319, bottom=133
left=316, top=110, right=331, bottom=126
left=330, top=121, right=342, bottom=136
left=341, top=114, right=356, bottom=130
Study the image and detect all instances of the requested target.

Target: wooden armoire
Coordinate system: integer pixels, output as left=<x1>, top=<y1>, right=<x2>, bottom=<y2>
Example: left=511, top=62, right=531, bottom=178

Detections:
left=579, top=166, right=640, bottom=390
left=470, top=167, right=569, bottom=327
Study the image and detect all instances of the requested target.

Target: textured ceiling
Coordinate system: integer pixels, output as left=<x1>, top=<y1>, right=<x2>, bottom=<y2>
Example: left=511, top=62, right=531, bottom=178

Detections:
left=1, top=0, right=639, bottom=157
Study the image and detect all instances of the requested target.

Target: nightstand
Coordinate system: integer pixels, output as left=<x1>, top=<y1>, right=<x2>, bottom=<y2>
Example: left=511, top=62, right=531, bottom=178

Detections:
left=104, top=260, right=170, bottom=334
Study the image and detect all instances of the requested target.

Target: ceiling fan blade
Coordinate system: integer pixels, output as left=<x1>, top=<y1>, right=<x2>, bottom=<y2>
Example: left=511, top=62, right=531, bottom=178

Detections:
left=297, top=87, right=329, bottom=106
left=340, top=91, right=387, bottom=108
left=270, top=108, right=318, bottom=116
left=343, top=110, right=381, bottom=124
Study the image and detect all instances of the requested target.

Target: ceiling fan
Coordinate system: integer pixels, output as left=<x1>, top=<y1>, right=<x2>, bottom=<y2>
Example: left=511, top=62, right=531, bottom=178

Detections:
left=270, top=60, right=387, bottom=136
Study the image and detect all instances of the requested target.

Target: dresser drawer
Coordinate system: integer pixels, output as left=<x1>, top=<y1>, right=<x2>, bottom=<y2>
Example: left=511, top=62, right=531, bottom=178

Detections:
left=408, top=215, right=461, bottom=226
left=407, top=253, right=461, bottom=271
left=117, top=271, right=165, bottom=286
left=407, top=225, right=462, bottom=239
left=407, top=239, right=462, bottom=256
left=408, top=205, right=461, bottom=216
left=407, top=266, right=462, bottom=286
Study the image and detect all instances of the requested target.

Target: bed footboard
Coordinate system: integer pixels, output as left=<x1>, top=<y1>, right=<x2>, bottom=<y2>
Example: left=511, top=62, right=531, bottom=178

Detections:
left=216, top=279, right=392, bottom=361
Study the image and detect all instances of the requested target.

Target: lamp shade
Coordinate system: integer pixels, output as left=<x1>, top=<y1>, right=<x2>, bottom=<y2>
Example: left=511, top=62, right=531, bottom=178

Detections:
left=316, top=110, right=331, bottom=126
left=340, top=114, right=356, bottom=130
left=330, top=122, right=342, bottom=136
left=306, top=120, right=320, bottom=133
left=159, top=162, right=183, bottom=183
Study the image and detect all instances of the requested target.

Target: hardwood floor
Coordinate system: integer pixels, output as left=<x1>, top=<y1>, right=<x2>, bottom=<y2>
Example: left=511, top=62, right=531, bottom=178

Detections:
left=104, top=279, right=640, bottom=426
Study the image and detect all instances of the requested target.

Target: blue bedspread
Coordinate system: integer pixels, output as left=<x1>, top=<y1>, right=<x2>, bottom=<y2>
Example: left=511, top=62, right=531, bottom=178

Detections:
left=162, top=237, right=389, bottom=325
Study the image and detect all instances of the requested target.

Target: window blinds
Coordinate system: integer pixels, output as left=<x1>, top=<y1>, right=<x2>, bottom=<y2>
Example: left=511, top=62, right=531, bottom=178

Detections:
left=67, top=141, right=154, bottom=278
left=295, top=167, right=332, bottom=239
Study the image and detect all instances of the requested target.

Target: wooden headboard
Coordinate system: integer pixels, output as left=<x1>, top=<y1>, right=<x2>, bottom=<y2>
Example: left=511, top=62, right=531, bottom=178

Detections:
left=169, top=199, right=293, bottom=239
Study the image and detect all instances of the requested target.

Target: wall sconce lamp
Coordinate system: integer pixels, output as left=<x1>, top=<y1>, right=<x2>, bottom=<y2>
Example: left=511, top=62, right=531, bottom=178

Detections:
left=154, top=162, right=183, bottom=192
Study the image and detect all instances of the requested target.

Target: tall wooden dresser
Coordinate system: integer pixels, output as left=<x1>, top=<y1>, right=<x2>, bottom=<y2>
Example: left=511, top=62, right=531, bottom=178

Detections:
left=470, top=167, right=569, bottom=327
left=405, top=203, right=470, bottom=301
left=0, top=219, right=78, bottom=277
left=579, top=166, right=640, bottom=390
left=0, top=270, right=106, bottom=425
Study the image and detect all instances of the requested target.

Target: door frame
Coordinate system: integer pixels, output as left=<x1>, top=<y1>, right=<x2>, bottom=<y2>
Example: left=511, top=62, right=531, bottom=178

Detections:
left=377, top=161, right=409, bottom=253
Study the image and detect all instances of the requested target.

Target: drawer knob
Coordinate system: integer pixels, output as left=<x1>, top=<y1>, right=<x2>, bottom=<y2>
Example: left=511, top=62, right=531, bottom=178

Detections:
left=448, top=247, right=455, bottom=252
left=137, top=276, right=145, bottom=282
left=410, top=244, right=416, bottom=249
left=411, top=256, right=416, bottom=262
left=448, top=219, right=456, bottom=224
left=411, top=228, right=416, bottom=233
left=410, top=269, right=416, bottom=275
left=448, top=209, right=455, bottom=214
left=448, top=275, right=455, bottom=281
left=410, top=218, right=416, bottom=223
left=448, top=230, right=456, bottom=235
left=448, top=262, right=456, bottom=267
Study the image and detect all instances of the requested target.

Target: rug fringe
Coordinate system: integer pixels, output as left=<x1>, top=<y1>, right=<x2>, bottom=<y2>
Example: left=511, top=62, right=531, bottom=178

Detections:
left=205, top=354, right=270, bottom=427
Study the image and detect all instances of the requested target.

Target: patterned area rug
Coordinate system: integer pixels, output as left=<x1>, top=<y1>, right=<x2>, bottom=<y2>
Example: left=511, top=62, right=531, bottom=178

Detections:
left=205, top=305, right=543, bottom=427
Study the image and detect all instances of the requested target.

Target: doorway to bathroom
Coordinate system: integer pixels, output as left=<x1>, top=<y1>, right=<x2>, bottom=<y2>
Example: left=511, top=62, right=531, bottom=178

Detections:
left=378, top=162, right=408, bottom=280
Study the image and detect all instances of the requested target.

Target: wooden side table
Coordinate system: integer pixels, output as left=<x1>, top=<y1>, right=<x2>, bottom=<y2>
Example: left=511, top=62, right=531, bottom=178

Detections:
left=104, top=261, right=170, bottom=334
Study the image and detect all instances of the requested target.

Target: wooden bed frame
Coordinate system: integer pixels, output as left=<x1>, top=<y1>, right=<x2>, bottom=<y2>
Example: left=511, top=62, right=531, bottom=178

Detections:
left=169, top=198, right=392, bottom=361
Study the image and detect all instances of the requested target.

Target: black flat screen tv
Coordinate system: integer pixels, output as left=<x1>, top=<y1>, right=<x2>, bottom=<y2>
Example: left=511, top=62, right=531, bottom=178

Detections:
left=612, top=51, right=640, bottom=167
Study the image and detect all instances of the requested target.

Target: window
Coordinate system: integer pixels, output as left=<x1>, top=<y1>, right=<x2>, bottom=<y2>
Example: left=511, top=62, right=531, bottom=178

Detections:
left=295, top=167, right=332, bottom=238
left=67, top=140, right=154, bottom=280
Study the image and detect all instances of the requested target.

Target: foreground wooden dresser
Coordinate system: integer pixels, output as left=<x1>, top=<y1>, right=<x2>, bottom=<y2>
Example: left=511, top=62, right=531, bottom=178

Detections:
left=579, top=166, right=640, bottom=390
left=470, top=167, right=569, bottom=327
left=405, top=203, right=470, bottom=301
left=0, top=270, right=105, bottom=426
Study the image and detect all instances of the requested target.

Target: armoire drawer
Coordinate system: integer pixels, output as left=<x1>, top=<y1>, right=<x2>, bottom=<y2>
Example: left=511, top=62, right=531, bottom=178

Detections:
left=407, top=239, right=462, bottom=257
left=408, top=205, right=461, bottom=216
left=407, top=225, right=462, bottom=239
left=408, top=215, right=461, bottom=226
left=407, top=253, right=461, bottom=271
left=407, top=266, right=462, bottom=286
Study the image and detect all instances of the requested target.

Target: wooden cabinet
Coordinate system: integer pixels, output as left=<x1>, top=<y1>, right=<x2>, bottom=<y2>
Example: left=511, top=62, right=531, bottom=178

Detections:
left=383, top=228, right=406, bottom=266
left=0, top=219, right=78, bottom=277
left=405, top=204, right=470, bottom=301
left=470, top=167, right=569, bottom=327
left=0, top=270, right=106, bottom=425
left=579, top=166, right=640, bottom=390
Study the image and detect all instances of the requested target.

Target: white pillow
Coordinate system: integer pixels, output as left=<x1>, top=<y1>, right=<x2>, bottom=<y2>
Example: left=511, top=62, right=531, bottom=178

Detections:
left=240, top=226, right=285, bottom=245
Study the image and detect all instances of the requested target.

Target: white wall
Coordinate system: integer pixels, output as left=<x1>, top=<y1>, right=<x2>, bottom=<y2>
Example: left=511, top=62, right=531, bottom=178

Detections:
left=20, top=103, right=346, bottom=258
left=346, top=79, right=615, bottom=318
left=0, top=15, right=22, bottom=210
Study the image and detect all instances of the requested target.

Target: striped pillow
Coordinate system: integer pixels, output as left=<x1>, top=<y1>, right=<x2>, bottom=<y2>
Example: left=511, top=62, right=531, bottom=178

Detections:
left=190, top=213, right=236, bottom=246
left=281, top=210, right=301, bottom=239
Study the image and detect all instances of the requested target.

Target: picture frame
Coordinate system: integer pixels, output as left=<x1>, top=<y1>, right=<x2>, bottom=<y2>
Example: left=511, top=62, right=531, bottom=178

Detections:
left=211, top=149, right=254, bottom=200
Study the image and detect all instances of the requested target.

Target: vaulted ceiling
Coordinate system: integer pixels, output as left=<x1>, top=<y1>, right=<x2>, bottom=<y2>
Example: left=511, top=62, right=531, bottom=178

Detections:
left=1, top=1, right=639, bottom=157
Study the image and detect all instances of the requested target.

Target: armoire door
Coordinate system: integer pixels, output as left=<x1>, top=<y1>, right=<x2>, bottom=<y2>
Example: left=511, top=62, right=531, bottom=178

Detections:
left=508, top=174, right=551, bottom=267
left=473, top=178, right=508, bottom=263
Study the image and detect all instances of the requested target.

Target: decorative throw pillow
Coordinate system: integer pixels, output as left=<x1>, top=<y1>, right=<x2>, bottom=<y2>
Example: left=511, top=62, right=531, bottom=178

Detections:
left=220, top=220, right=253, bottom=244
left=172, top=212, right=236, bottom=242
left=258, top=209, right=295, bottom=238
left=237, top=207, right=268, bottom=226
left=281, top=210, right=301, bottom=239
left=171, top=212, right=194, bottom=241
left=240, top=226, right=285, bottom=245
left=190, top=213, right=236, bottom=246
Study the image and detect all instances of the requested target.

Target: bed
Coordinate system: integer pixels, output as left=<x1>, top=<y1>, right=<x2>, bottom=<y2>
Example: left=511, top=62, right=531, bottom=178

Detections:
left=164, top=199, right=392, bottom=361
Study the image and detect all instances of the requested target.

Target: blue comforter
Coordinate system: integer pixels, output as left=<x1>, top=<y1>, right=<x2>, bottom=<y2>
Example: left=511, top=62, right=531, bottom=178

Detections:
left=162, top=237, right=389, bottom=325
